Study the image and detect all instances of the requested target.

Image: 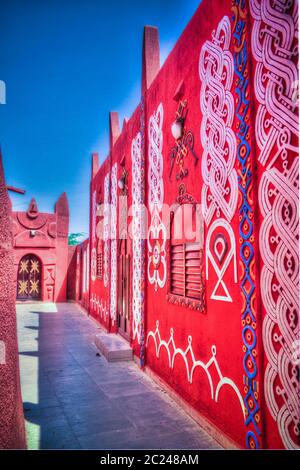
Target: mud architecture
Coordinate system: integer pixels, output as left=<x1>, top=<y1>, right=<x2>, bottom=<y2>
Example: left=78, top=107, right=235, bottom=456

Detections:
left=12, top=195, right=69, bottom=303
left=0, top=153, right=26, bottom=448
left=69, top=0, right=299, bottom=449
left=2, top=0, right=298, bottom=451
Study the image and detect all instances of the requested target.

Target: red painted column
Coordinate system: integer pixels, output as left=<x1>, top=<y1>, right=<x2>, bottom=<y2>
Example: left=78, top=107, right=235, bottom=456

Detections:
left=0, top=153, right=26, bottom=449
left=55, top=193, right=69, bottom=302
left=109, top=112, right=121, bottom=333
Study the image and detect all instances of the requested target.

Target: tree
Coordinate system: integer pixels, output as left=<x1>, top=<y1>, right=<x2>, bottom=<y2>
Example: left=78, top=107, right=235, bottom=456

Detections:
left=68, top=232, right=86, bottom=246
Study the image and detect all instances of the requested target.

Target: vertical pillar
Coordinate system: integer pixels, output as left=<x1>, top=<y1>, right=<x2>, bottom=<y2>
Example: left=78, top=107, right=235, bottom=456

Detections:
left=109, top=112, right=120, bottom=333
left=140, top=26, right=160, bottom=366
left=55, top=192, right=69, bottom=302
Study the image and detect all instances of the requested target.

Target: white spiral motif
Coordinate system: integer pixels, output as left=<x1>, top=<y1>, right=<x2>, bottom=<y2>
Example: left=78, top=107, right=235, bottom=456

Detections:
left=131, top=132, right=143, bottom=342
left=199, top=15, right=237, bottom=225
left=250, top=0, right=299, bottom=449
left=147, top=103, right=167, bottom=291
left=103, top=172, right=110, bottom=288
left=110, top=163, right=117, bottom=322
left=91, top=191, right=96, bottom=243
left=148, top=103, right=164, bottom=212
left=91, top=247, right=96, bottom=282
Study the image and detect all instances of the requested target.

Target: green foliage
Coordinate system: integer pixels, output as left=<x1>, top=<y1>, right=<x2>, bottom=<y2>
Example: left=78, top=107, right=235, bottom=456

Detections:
left=68, top=232, right=86, bottom=246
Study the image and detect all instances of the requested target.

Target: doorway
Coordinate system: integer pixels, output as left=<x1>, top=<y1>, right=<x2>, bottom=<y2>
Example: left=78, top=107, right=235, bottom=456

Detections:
left=117, top=239, right=130, bottom=340
left=17, top=254, right=42, bottom=301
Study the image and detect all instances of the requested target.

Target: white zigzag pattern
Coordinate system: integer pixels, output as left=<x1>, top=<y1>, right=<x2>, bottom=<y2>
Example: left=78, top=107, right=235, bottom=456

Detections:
left=147, top=321, right=245, bottom=417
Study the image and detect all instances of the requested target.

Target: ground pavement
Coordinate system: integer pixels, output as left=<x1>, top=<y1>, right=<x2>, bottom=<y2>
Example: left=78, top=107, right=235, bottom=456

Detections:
left=17, top=302, right=221, bottom=450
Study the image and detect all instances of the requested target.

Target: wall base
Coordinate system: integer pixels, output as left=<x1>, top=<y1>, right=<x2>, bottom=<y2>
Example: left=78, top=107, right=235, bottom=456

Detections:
left=144, top=365, right=241, bottom=450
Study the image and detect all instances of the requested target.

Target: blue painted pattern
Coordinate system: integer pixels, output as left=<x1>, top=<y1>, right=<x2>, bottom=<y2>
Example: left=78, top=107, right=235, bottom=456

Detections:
left=232, top=0, right=261, bottom=449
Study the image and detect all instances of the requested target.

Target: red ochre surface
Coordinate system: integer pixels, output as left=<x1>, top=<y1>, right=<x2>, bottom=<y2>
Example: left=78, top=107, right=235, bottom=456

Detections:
left=71, top=0, right=299, bottom=450
left=1, top=0, right=298, bottom=451
left=0, top=153, right=26, bottom=449
left=11, top=193, right=69, bottom=303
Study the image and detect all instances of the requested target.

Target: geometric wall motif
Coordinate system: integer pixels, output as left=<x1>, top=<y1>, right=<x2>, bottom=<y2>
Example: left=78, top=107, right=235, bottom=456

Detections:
left=250, top=0, right=299, bottom=450
left=147, top=103, right=167, bottom=291
left=199, top=15, right=237, bottom=226
left=91, top=190, right=97, bottom=282
left=103, top=171, right=110, bottom=288
left=90, top=293, right=109, bottom=320
left=92, top=190, right=96, bottom=243
left=44, top=265, right=55, bottom=302
left=232, top=0, right=261, bottom=449
left=205, top=219, right=237, bottom=302
left=131, top=132, right=143, bottom=343
left=199, top=15, right=238, bottom=303
left=139, top=96, right=147, bottom=366
left=147, top=321, right=246, bottom=418
left=110, top=163, right=118, bottom=322
left=91, top=247, right=97, bottom=282
left=82, top=243, right=89, bottom=295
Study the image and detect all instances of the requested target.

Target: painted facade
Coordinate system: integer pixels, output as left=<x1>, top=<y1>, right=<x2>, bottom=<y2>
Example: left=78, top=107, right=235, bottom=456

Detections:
left=0, top=153, right=26, bottom=449
left=12, top=194, right=69, bottom=303
left=71, top=0, right=299, bottom=450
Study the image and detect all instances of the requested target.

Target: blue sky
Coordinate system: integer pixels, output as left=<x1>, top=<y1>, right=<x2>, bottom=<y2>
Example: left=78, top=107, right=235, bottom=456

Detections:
left=0, top=0, right=201, bottom=236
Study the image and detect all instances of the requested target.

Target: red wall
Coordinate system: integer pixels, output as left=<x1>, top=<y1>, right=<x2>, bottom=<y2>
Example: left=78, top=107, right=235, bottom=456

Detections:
left=0, top=153, right=26, bottom=449
left=144, top=0, right=246, bottom=448
left=12, top=194, right=69, bottom=302
left=73, top=239, right=90, bottom=311
left=74, top=0, right=299, bottom=450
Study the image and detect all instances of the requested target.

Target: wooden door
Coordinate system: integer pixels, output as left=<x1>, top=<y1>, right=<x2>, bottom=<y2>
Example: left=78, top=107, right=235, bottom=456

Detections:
left=17, top=254, right=42, bottom=301
left=117, top=240, right=130, bottom=340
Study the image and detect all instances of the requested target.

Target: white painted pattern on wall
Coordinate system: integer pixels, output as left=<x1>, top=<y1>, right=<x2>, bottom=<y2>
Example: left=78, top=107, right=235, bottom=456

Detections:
left=199, top=15, right=238, bottom=302
left=92, top=190, right=96, bottom=243
left=103, top=172, right=110, bottom=288
left=90, top=293, right=109, bottom=320
left=147, top=103, right=167, bottom=291
left=147, top=321, right=245, bottom=418
left=131, top=132, right=143, bottom=342
left=199, top=15, right=237, bottom=225
left=250, top=0, right=299, bottom=449
left=91, top=191, right=97, bottom=282
left=82, top=249, right=87, bottom=294
left=110, top=163, right=118, bottom=322
left=91, top=247, right=96, bottom=282
left=205, top=219, right=237, bottom=302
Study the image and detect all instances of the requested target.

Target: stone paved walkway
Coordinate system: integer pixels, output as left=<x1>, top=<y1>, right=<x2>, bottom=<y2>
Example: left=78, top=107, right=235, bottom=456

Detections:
left=17, top=302, right=221, bottom=450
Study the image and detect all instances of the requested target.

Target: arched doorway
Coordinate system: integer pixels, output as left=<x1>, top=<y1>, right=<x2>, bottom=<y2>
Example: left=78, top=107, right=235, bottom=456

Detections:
left=17, top=254, right=42, bottom=301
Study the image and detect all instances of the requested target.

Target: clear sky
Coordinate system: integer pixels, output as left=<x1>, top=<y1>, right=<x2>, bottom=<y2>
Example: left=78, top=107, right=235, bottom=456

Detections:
left=0, top=0, right=201, bottom=237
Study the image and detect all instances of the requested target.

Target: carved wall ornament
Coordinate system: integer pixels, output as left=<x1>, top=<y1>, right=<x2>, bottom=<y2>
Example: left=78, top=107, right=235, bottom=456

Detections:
left=147, top=321, right=245, bottom=417
left=103, top=172, right=110, bottom=288
left=206, top=218, right=237, bottom=303
left=147, top=103, right=167, bottom=292
left=199, top=15, right=237, bottom=225
left=110, top=163, right=118, bottom=323
left=132, top=132, right=144, bottom=343
left=250, top=0, right=299, bottom=450
left=232, top=0, right=261, bottom=449
left=169, top=100, right=199, bottom=181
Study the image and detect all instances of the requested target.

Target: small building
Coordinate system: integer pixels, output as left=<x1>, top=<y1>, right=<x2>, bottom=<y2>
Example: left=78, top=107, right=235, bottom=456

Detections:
left=11, top=194, right=69, bottom=302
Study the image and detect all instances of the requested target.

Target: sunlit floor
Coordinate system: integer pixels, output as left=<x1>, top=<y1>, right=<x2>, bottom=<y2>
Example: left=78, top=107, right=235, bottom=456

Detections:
left=17, top=302, right=221, bottom=450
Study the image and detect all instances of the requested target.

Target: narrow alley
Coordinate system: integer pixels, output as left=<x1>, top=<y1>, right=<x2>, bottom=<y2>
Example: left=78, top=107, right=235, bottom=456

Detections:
left=17, top=302, right=221, bottom=450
